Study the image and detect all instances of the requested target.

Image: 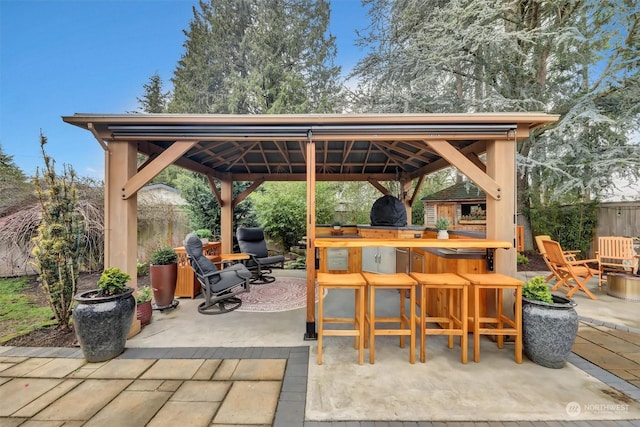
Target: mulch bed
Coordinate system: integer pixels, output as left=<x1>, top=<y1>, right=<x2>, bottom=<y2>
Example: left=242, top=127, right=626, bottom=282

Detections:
left=2, top=273, right=150, bottom=348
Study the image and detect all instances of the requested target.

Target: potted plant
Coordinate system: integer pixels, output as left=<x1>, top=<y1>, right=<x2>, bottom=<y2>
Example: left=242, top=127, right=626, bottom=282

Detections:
left=193, top=229, right=213, bottom=244
left=136, top=286, right=153, bottom=326
left=73, top=267, right=136, bottom=362
left=522, top=275, right=578, bottom=368
left=149, top=246, right=179, bottom=310
left=435, top=217, right=450, bottom=239
left=332, top=221, right=341, bottom=230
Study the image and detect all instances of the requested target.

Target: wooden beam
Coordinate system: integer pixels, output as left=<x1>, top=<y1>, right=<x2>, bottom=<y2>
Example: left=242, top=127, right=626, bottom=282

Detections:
left=425, top=140, right=501, bottom=200
left=137, top=141, right=225, bottom=179
left=367, top=179, right=391, bottom=196
left=407, top=140, right=487, bottom=179
left=206, top=176, right=223, bottom=206
left=122, top=140, right=197, bottom=199
left=408, top=175, right=425, bottom=206
left=232, top=178, right=264, bottom=207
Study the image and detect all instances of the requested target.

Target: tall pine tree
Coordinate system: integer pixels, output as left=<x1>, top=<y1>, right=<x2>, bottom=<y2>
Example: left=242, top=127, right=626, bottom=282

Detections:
left=169, top=0, right=343, bottom=114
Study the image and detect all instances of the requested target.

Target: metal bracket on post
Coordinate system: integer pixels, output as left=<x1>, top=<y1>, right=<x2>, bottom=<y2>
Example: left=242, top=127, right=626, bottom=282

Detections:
left=486, top=249, right=495, bottom=271
left=304, top=322, right=317, bottom=340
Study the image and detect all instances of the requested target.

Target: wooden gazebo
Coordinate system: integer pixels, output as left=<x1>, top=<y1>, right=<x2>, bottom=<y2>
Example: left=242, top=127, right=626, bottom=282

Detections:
left=63, top=112, right=558, bottom=336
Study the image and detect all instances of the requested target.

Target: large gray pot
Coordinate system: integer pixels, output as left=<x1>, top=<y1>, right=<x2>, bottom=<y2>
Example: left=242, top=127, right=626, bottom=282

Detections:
left=522, top=295, right=578, bottom=369
left=73, top=288, right=135, bottom=362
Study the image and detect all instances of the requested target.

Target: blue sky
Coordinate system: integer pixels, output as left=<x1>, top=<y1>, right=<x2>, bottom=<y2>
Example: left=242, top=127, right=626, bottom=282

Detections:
left=0, top=0, right=369, bottom=179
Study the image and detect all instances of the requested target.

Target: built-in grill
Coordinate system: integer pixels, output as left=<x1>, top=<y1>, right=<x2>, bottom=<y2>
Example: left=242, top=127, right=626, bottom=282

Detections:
left=370, top=195, right=407, bottom=227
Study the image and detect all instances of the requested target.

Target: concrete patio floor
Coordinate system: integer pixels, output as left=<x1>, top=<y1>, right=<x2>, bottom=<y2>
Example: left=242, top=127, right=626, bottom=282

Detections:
left=1, top=269, right=640, bottom=426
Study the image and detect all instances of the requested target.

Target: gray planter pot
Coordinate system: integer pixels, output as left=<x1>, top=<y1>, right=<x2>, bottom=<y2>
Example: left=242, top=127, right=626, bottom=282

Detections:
left=73, top=288, right=135, bottom=363
left=522, top=295, right=578, bottom=369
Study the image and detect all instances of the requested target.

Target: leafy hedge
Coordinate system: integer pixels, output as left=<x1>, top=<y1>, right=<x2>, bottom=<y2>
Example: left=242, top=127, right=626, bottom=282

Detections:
left=527, top=201, right=598, bottom=257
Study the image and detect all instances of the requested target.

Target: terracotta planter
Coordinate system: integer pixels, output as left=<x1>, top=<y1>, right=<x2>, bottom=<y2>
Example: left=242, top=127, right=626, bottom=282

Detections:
left=150, top=263, right=178, bottom=308
left=73, top=288, right=135, bottom=362
left=136, top=300, right=152, bottom=326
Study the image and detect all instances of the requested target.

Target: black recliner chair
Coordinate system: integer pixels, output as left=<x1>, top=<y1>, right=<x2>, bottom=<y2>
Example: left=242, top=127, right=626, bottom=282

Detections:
left=236, top=227, right=285, bottom=284
left=184, top=233, right=251, bottom=314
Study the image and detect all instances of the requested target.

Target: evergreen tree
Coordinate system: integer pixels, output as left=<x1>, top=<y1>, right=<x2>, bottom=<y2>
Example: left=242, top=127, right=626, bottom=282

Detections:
left=351, top=0, right=640, bottom=250
left=0, top=143, right=32, bottom=215
left=31, top=134, right=84, bottom=331
left=352, top=0, right=640, bottom=206
left=175, top=173, right=257, bottom=237
left=169, top=0, right=343, bottom=114
left=136, top=72, right=170, bottom=113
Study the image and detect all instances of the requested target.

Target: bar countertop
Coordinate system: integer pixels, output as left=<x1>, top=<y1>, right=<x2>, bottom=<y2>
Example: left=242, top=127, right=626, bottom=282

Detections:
left=314, top=238, right=511, bottom=249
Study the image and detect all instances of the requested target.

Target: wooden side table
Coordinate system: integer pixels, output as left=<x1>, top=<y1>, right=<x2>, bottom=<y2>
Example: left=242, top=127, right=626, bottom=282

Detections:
left=219, top=253, right=250, bottom=266
left=174, top=242, right=221, bottom=298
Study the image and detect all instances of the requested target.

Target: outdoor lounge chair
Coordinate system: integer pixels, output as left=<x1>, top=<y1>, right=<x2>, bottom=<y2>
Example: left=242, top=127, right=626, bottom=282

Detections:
left=184, top=233, right=251, bottom=314
left=534, top=234, right=581, bottom=283
left=236, top=227, right=285, bottom=284
left=542, top=239, right=599, bottom=300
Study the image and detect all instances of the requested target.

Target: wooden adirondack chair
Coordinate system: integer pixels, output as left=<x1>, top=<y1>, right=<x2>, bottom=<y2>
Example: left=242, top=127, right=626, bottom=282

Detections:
left=542, top=239, right=599, bottom=300
left=596, top=237, right=640, bottom=287
left=534, top=235, right=581, bottom=283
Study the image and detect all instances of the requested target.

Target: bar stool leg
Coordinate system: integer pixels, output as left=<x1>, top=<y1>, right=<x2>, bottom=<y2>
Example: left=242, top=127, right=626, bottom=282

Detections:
left=515, top=286, right=523, bottom=363
left=447, top=288, right=454, bottom=349
left=497, top=287, right=505, bottom=349
left=317, top=283, right=325, bottom=365
left=409, top=285, right=416, bottom=364
left=369, top=286, right=376, bottom=364
left=399, top=289, right=405, bottom=349
left=461, top=285, right=468, bottom=364
left=356, top=286, right=365, bottom=365
left=419, top=285, right=427, bottom=363
left=473, top=284, right=481, bottom=363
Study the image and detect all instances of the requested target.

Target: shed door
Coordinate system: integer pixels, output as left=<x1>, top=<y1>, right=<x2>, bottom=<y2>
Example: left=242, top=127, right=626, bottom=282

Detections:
left=437, top=204, right=455, bottom=224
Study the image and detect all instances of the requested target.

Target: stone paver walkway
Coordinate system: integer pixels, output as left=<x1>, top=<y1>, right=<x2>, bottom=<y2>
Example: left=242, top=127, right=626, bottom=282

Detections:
left=574, top=321, right=640, bottom=390
left=0, top=346, right=308, bottom=427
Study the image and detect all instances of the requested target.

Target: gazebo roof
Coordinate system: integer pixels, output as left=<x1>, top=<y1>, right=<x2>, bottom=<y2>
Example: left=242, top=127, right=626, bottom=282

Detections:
left=63, top=112, right=558, bottom=182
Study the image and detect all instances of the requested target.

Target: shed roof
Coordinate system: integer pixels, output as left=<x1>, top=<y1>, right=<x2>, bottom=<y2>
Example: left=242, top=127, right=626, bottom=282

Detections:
left=422, top=181, right=486, bottom=202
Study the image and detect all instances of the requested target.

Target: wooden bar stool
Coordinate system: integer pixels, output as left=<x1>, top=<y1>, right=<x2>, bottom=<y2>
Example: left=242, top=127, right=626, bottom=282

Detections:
left=361, top=272, right=418, bottom=364
left=316, top=273, right=367, bottom=365
left=458, top=273, right=523, bottom=363
left=410, top=273, right=470, bottom=364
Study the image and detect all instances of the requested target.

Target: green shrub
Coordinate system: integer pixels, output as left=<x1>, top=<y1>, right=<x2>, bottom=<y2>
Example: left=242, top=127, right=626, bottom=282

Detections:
left=517, top=253, right=529, bottom=265
left=149, top=246, right=178, bottom=265
left=97, top=267, right=131, bottom=296
left=528, top=201, right=598, bottom=257
left=522, top=276, right=553, bottom=303
left=435, top=218, right=450, bottom=230
left=193, top=229, right=213, bottom=239
left=135, top=286, right=153, bottom=303
left=137, top=260, right=149, bottom=277
left=31, top=134, right=85, bottom=331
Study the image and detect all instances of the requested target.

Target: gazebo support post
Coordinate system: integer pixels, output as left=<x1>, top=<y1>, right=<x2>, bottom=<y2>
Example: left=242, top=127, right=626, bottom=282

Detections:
left=305, top=134, right=317, bottom=340
left=220, top=175, right=233, bottom=254
left=106, top=140, right=140, bottom=336
left=485, top=138, right=517, bottom=275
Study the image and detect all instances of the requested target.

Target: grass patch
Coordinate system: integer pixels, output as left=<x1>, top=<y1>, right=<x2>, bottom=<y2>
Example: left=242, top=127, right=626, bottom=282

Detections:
left=0, top=277, right=56, bottom=343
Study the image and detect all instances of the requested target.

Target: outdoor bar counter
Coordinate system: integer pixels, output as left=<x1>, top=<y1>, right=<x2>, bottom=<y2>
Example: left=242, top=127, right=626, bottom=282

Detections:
left=314, top=224, right=511, bottom=274
left=314, top=227, right=513, bottom=328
